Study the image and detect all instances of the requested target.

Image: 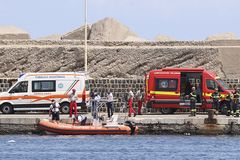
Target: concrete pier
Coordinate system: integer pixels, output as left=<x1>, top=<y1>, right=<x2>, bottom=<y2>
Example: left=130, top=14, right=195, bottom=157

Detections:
left=1, top=114, right=240, bottom=135
left=129, top=114, right=240, bottom=135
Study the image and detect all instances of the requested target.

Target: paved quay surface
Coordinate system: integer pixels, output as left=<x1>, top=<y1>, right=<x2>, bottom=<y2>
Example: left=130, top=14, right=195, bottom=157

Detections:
left=1, top=113, right=240, bottom=135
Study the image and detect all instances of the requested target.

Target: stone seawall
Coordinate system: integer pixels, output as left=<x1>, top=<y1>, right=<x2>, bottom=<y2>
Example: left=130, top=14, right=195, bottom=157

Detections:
left=1, top=39, right=240, bottom=46
left=0, top=117, right=40, bottom=134
left=130, top=115, right=240, bottom=135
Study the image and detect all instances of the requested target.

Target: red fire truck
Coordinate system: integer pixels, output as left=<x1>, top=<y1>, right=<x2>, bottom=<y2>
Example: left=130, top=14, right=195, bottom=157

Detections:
left=145, top=68, right=231, bottom=114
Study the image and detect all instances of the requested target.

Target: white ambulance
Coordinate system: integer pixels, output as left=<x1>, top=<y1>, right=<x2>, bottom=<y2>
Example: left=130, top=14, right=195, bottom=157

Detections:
left=0, top=72, right=90, bottom=114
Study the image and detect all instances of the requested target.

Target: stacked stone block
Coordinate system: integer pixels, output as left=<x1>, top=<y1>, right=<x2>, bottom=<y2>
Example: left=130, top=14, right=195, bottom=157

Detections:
left=0, top=79, right=16, bottom=92
left=89, top=78, right=145, bottom=112
left=223, top=79, right=239, bottom=88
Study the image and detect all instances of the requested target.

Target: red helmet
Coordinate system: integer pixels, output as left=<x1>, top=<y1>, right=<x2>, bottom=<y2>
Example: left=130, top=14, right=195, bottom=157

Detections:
left=72, top=89, right=76, bottom=92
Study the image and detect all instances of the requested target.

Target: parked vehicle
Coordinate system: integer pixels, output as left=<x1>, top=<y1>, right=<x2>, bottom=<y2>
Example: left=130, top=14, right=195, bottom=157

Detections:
left=145, top=68, right=231, bottom=114
left=0, top=72, right=89, bottom=114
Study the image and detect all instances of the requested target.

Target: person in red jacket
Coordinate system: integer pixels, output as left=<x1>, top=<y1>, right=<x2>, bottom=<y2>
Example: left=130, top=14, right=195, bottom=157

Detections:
left=68, top=89, right=78, bottom=117
left=136, top=86, right=144, bottom=115
left=127, top=86, right=136, bottom=117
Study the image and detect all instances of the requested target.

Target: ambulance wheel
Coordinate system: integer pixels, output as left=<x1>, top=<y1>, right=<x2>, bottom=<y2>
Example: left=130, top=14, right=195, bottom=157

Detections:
left=161, top=108, right=175, bottom=114
left=1, top=104, right=14, bottom=114
left=60, top=103, right=70, bottom=114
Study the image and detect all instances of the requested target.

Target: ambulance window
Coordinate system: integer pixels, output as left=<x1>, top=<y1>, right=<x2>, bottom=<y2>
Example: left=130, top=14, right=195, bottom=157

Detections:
left=32, top=81, right=56, bottom=92
left=206, top=80, right=218, bottom=90
left=9, top=81, right=28, bottom=93
left=155, top=78, right=178, bottom=91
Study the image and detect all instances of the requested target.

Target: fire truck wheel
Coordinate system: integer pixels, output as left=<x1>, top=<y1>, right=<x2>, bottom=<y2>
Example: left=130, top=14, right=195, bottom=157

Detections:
left=161, top=108, right=175, bottom=114
left=60, top=102, right=70, bottom=114
left=1, top=104, right=14, bottom=114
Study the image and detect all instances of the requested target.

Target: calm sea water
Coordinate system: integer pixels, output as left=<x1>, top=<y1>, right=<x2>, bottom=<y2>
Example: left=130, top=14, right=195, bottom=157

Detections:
left=1, top=135, right=240, bottom=160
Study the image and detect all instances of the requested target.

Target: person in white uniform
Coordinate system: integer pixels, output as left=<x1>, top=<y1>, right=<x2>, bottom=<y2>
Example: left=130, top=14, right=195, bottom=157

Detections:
left=49, top=99, right=60, bottom=123
left=106, top=90, right=114, bottom=118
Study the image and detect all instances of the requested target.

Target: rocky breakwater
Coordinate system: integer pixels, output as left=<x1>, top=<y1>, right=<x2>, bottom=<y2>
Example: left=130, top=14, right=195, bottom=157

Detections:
left=1, top=40, right=240, bottom=78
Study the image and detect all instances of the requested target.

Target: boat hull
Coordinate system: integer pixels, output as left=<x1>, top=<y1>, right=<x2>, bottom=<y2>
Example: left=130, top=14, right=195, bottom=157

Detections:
left=38, top=119, right=138, bottom=135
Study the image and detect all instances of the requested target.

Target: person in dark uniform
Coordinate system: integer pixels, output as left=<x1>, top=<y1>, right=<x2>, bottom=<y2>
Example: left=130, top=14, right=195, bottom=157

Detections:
left=196, top=83, right=202, bottom=103
left=189, top=87, right=197, bottom=116
left=185, top=81, right=192, bottom=97
left=226, top=92, right=233, bottom=116
left=232, top=87, right=240, bottom=117
left=210, top=88, right=221, bottom=115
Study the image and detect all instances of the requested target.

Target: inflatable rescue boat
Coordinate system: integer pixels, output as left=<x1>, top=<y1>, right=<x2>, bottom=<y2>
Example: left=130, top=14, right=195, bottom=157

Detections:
left=38, top=119, right=138, bottom=135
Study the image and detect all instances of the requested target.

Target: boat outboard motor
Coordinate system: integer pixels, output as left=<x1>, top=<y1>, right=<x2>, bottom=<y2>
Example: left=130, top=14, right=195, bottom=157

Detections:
left=124, top=121, right=136, bottom=135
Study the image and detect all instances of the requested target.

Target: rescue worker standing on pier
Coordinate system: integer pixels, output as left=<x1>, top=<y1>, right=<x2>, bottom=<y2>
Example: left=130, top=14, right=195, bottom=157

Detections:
left=136, top=86, right=144, bottom=115
left=92, top=92, right=101, bottom=119
left=232, top=87, right=240, bottom=117
left=106, top=90, right=114, bottom=119
left=211, top=88, right=221, bottom=115
left=226, top=92, right=233, bottom=116
left=68, top=89, right=78, bottom=118
left=128, top=86, right=136, bottom=117
left=189, top=87, right=197, bottom=116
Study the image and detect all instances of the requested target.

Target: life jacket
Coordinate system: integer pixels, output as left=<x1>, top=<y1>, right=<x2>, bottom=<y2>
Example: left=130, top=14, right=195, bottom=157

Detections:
left=51, top=102, right=59, bottom=113
left=225, top=94, right=233, bottom=101
left=190, top=91, right=197, bottom=101
left=211, top=92, right=221, bottom=100
left=233, top=91, right=240, bottom=103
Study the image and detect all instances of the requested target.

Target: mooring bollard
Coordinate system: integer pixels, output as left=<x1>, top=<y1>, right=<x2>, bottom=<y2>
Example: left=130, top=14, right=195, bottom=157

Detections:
left=208, top=109, right=215, bottom=120
left=204, top=109, right=217, bottom=124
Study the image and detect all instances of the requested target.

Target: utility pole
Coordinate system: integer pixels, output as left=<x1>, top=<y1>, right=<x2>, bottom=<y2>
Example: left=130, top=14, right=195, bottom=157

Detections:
left=84, top=0, right=88, bottom=72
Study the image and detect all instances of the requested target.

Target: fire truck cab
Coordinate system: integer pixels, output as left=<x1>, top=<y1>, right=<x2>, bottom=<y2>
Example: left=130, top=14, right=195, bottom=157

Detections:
left=145, top=68, right=231, bottom=114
